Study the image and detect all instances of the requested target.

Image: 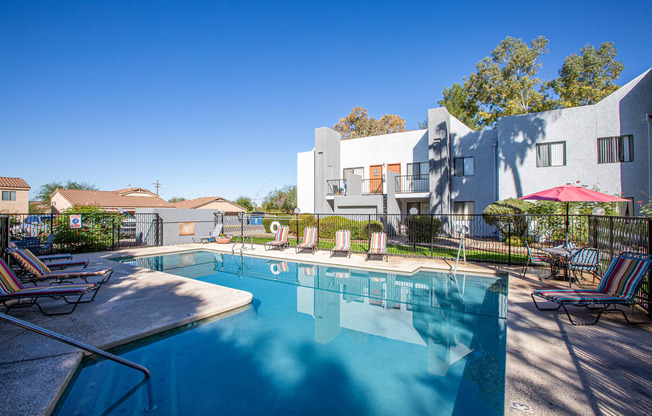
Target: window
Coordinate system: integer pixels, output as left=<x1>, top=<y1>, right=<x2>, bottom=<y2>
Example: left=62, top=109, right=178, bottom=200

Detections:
left=406, top=202, right=430, bottom=215
left=453, top=157, right=474, bottom=176
left=597, top=135, right=633, bottom=164
left=536, top=142, right=566, bottom=167
left=343, top=167, right=364, bottom=179
left=407, top=162, right=429, bottom=178
left=1, top=191, right=16, bottom=201
left=453, top=201, right=475, bottom=221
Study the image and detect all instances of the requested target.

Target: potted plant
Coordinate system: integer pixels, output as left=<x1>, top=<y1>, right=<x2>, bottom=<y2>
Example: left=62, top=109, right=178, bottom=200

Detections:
left=214, top=234, right=231, bottom=244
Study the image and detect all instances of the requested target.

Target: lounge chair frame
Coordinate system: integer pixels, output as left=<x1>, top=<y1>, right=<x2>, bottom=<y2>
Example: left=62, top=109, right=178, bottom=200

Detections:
left=531, top=252, right=652, bottom=326
left=295, top=227, right=317, bottom=254
left=265, top=226, right=290, bottom=251
left=330, top=229, right=351, bottom=258
left=366, top=232, right=388, bottom=262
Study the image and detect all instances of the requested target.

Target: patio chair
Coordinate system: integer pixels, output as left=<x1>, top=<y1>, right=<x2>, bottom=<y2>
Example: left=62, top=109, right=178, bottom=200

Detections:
left=331, top=229, right=351, bottom=258
left=366, top=232, right=388, bottom=262
left=0, top=258, right=99, bottom=316
left=566, top=248, right=601, bottom=286
left=522, top=241, right=553, bottom=276
left=7, top=246, right=88, bottom=272
left=8, top=248, right=113, bottom=286
left=8, top=242, right=73, bottom=262
left=265, top=226, right=290, bottom=251
left=296, top=227, right=317, bottom=254
left=193, top=223, right=224, bottom=243
left=531, top=252, right=652, bottom=325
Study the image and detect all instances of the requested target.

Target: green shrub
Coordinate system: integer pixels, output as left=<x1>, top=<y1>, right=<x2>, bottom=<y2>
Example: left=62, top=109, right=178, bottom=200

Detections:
left=53, top=207, right=121, bottom=252
left=318, top=216, right=382, bottom=240
left=405, top=215, right=442, bottom=243
left=262, top=214, right=316, bottom=236
left=482, top=198, right=534, bottom=239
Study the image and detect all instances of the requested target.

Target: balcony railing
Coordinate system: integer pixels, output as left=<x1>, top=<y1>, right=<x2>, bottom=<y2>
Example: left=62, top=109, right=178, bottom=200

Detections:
left=362, top=179, right=383, bottom=195
left=395, top=174, right=429, bottom=193
left=326, top=179, right=347, bottom=196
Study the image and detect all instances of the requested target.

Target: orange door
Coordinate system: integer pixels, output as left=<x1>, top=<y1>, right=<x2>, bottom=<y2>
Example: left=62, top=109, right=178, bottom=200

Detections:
left=387, top=163, right=401, bottom=192
left=369, top=164, right=383, bottom=194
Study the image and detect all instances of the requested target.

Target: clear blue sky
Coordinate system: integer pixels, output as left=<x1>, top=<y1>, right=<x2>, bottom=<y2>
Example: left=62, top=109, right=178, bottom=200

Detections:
left=2, top=0, right=651, bottom=204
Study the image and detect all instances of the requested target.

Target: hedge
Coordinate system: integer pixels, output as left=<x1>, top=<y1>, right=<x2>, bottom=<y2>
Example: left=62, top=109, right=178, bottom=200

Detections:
left=262, top=215, right=382, bottom=240
left=405, top=215, right=442, bottom=243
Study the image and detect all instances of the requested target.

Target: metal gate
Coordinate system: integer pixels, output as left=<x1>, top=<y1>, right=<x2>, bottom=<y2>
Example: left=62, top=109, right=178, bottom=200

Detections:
left=115, top=213, right=162, bottom=249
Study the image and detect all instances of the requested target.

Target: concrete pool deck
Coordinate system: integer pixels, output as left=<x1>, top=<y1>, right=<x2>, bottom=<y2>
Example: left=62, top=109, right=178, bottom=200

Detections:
left=0, top=243, right=650, bottom=415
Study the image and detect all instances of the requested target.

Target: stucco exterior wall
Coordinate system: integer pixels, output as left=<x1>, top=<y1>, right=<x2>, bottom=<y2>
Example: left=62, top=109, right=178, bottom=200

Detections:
left=0, top=189, right=29, bottom=213
left=314, top=127, right=341, bottom=214
left=50, top=193, right=73, bottom=212
left=137, top=208, right=219, bottom=245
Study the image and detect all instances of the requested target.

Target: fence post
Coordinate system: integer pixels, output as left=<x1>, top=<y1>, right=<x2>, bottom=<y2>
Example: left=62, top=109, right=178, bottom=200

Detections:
left=317, top=214, right=320, bottom=250
left=609, top=217, right=614, bottom=259
left=508, top=217, right=512, bottom=266
left=112, top=220, right=115, bottom=250
left=412, top=215, right=416, bottom=253
left=296, top=212, right=299, bottom=246
left=430, top=214, right=434, bottom=258
left=50, top=210, right=54, bottom=235
left=154, top=215, right=160, bottom=246
left=368, top=214, right=371, bottom=251
left=647, top=218, right=652, bottom=317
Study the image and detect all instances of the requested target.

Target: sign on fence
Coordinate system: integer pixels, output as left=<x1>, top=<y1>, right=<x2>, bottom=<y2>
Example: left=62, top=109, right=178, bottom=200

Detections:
left=70, top=214, right=82, bottom=229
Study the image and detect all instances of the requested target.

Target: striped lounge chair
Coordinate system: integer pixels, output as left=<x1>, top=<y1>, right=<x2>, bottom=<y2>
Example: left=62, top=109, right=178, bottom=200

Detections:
left=8, top=248, right=113, bottom=287
left=7, top=246, right=88, bottom=271
left=296, top=227, right=317, bottom=254
left=0, top=258, right=99, bottom=316
left=522, top=241, right=552, bottom=276
left=330, top=230, right=351, bottom=258
left=8, top=242, right=73, bottom=263
left=366, top=232, right=388, bottom=262
left=265, top=226, right=290, bottom=251
left=531, top=252, right=652, bottom=325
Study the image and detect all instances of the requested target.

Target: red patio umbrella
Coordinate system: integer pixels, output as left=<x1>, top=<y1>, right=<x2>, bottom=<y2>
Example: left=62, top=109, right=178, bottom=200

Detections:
left=519, top=184, right=628, bottom=242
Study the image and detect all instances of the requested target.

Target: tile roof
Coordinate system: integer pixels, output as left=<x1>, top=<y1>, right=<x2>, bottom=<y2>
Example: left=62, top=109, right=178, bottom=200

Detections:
left=113, top=187, right=158, bottom=197
left=0, top=177, right=30, bottom=189
left=172, top=197, right=246, bottom=211
left=54, top=189, right=173, bottom=209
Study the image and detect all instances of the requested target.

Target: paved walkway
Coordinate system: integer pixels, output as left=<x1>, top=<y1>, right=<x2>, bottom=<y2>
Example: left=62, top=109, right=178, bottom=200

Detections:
left=1, top=243, right=650, bottom=415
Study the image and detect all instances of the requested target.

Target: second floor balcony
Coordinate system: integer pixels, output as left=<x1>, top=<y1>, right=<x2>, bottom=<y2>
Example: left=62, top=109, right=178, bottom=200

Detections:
left=326, top=178, right=384, bottom=196
left=395, top=174, right=429, bottom=194
left=327, top=175, right=430, bottom=197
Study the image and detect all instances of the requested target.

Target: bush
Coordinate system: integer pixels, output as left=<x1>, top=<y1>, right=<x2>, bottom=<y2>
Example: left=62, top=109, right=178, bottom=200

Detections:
left=318, top=216, right=382, bottom=240
left=405, top=215, right=442, bottom=243
left=482, top=198, right=534, bottom=239
left=262, top=214, right=316, bottom=236
left=53, top=208, right=121, bottom=252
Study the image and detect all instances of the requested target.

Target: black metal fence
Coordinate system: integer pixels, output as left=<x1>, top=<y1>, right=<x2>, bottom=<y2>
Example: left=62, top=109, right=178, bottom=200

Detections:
left=5, top=212, right=162, bottom=254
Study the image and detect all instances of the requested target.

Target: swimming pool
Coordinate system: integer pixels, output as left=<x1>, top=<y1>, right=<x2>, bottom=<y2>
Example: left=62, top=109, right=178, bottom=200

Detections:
left=54, top=251, right=508, bottom=415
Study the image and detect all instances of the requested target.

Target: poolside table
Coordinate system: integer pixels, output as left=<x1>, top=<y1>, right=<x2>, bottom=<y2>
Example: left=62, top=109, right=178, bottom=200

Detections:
left=541, top=246, right=573, bottom=284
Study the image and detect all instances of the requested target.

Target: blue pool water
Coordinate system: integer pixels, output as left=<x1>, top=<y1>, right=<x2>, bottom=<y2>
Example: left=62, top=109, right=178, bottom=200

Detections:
left=54, top=251, right=508, bottom=415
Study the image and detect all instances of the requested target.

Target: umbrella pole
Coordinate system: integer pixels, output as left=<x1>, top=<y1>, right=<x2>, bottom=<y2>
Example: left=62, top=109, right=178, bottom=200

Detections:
left=565, top=202, right=569, bottom=244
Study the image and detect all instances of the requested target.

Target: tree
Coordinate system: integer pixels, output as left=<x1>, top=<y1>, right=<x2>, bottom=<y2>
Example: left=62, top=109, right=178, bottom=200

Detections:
left=37, top=180, right=98, bottom=204
left=262, top=185, right=297, bottom=213
left=333, top=106, right=406, bottom=139
left=235, top=196, right=254, bottom=212
left=168, top=197, right=186, bottom=203
left=437, top=82, right=481, bottom=130
left=466, top=36, right=553, bottom=128
left=549, top=42, right=624, bottom=108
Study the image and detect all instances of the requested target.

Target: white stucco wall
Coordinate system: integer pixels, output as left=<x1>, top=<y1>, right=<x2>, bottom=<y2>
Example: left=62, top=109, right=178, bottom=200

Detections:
left=297, top=149, right=314, bottom=213
left=339, top=130, right=429, bottom=179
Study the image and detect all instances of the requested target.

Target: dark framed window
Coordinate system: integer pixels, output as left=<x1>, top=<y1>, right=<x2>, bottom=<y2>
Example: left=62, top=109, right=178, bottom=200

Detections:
left=597, top=135, right=633, bottom=164
left=453, top=157, right=474, bottom=176
left=536, top=142, right=566, bottom=167
left=453, top=201, right=475, bottom=221
left=407, top=162, right=429, bottom=178
left=1, top=191, right=16, bottom=201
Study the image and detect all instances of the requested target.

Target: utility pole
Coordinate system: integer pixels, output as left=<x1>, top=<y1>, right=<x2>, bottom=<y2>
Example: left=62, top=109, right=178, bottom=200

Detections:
left=153, top=180, right=161, bottom=195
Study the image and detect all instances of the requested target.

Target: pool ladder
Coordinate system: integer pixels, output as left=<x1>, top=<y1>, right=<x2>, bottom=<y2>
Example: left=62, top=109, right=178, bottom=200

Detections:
left=231, top=235, right=254, bottom=253
left=0, top=313, right=157, bottom=413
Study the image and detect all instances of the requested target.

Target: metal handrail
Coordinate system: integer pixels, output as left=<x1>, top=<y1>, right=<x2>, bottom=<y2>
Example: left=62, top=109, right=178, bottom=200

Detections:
left=0, top=313, right=157, bottom=412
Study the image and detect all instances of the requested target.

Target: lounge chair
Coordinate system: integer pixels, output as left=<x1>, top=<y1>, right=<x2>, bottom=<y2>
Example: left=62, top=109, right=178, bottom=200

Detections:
left=265, top=226, right=290, bottom=251
left=531, top=252, right=652, bottom=325
left=0, top=258, right=99, bottom=316
left=8, top=248, right=113, bottom=286
left=566, top=248, right=601, bottom=285
left=366, top=232, right=388, bottom=262
left=295, top=227, right=317, bottom=254
left=7, top=247, right=88, bottom=271
left=331, top=230, right=351, bottom=258
left=522, top=241, right=553, bottom=276
left=8, top=242, right=73, bottom=262
left=193, top=224, right=224, bottom=243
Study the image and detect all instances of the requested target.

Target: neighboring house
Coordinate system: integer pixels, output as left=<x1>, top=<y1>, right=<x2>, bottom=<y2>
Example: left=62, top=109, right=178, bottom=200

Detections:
left=298, top=67, right=652, bottom=217
left=51, top=188, right=173, bottom=214
left=0, top=177, right=30, bottom=213
left=171, top=197, right=246, bottom=214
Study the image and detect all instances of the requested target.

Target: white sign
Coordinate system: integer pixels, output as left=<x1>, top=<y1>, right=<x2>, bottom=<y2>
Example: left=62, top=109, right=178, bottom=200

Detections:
left=70, top=214, right=82, bottom=229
